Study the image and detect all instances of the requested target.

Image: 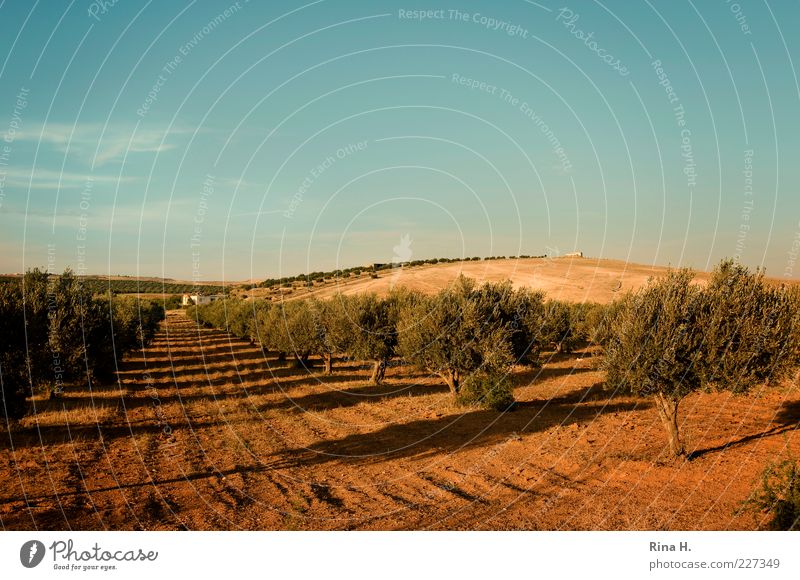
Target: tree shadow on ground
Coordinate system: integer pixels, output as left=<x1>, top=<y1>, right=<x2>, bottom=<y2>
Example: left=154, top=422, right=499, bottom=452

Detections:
left=513, top=365, right=596, bottom=385
left=1, top=397, right=647, bottom=503
left=259, top=381, right=451, bottom=413
left=268, top=398, right=646, bottom=469
left=689, top=400, right=800, bottom=459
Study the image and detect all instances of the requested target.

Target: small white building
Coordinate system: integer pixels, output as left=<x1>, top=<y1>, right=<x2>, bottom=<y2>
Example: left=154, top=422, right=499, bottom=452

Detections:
left=564, top=251, right=584, bottom=258
left=182, top=293, right=223, bottom=306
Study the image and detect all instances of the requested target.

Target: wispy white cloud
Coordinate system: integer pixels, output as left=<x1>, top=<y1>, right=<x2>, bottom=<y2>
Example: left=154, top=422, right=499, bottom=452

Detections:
left=10, top=122, right=193, bottom=165
left=1, top=167, right=134, bottom=190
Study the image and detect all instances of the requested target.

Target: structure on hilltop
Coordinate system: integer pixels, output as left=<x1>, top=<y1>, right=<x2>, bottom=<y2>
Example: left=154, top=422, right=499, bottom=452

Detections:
left=181, top=293, right=224, bottom=306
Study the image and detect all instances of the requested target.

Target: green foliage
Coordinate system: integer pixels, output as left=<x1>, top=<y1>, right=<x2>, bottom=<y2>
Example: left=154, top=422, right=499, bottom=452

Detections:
left=46, top=270, right=98, bottom=383
left=188, top=298, right=262, bottom=343
left=745, top=452, right=800, bottom=530
left=471, top=281, right=546, bottom=365
left=0, top=275, right=228, bottom=295
left=697, top=260, right=800, bottom=392
left=604, top=269, right=704, bottom=400
left=248, top=301, right=273, bottom=344
left=397, top=275, right=513, bottom=395
left=457, top=371, right=515, bottom=411
left=604, top=261, right=800, bottom=456
left=307, top=297, right=356, bottom=373
left=226, top=300, right=256, bottom=340
left=1, top=269, right=166, bottom=420
left=85, top=295, right=165, bottom=382
left=346, top=292, right=409, bottom=383
left=163, top=294, right=182, bottom=310
left=540, top=300, right=586, bottom=354
left=581, top=297, right=631, bottom=348
left=259, top=300, right=321, bottom=367
left=20, top=268, right=53, bottom=388
left=0, top=284, right=31, bottom=420
left=346, top=294, right=397, bottom=363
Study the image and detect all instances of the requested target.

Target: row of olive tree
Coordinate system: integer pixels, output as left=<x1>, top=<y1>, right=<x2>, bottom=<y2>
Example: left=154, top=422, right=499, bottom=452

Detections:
left=603, top=261, right=800, bottom=457
left=187, top=277, right=604, bottom=410
left=187, top=276, right=612, bottom=408
left=1, top=269, right=165, bottom=422
left=187, top=261, right=800, bottom=443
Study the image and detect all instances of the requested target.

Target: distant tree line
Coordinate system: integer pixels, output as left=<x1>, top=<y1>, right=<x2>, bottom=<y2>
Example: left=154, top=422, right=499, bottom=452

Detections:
left=0, top=275, right=226, bottom=296
left=1, top=269, right=165, bottom=421
left=256, top=255, right=548, bottom=289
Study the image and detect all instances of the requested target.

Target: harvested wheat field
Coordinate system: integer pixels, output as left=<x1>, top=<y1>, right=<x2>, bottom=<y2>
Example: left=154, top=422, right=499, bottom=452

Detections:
left=2, top=308, right=798, bottom=531
left=253, top=257, right=714, bottom=305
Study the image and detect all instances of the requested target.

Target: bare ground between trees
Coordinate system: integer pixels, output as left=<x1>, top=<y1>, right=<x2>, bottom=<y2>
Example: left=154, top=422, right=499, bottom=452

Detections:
left=1, top=310, right=798, bottom=530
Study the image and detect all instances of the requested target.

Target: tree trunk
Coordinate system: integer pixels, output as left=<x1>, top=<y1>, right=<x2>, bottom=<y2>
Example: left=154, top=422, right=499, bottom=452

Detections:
left=323, top=353, right=333, bottom=374
left=654, top=392, right=685, bottom=457
left=278, top=352, right=286, bottom=362
left=439, top=369, right=460, bottom=395
left=370, top=360, right=386, bottom=384
left=293, top=352, right=311, bottom=369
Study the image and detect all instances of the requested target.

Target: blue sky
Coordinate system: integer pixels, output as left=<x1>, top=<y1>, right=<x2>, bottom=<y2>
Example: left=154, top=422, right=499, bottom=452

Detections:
left=0, top=0, right=798, bottom=282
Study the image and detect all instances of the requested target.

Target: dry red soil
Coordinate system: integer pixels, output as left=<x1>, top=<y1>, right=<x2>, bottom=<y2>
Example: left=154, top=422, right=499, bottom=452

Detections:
left=2, top=310, right=798, bottom=530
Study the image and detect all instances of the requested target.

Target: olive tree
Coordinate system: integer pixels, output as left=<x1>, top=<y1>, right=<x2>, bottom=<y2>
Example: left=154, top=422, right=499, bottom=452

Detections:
left=539, top=300, right=588, bottom=354
left=21, top=268, right=53, bottom=390
left=0, top=284, right=31, bottom=420
left=46, top=270, right=99, bottom=384
left=603, top=269, right=703, bottom=456
left=247, top=301, right=272, bottom=345
left=604, top=262, right=800, bottom=457
left=581, top=296, right=631, bottom=349
left=471, top=281, right=546, bottom=365
left=261, top=300, right=321, bottom=368
left=397, top=275, right=513, bottom=396
left=308, top=297, right=355, bottom=374
left=346, top=293, right=402, bottom=384
left=225, top=299, right=257, bottom=341
left=697, top=260, right=800, bottom=392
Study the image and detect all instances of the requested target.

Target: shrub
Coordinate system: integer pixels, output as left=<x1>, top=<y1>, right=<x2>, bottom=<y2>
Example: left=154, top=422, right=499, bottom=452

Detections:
left=248, top=301, right=272, bottom=345
left=83, top=295, right=165, bottom=383
left=225, top=300, right=256, bottom=340
left=21, top=268, right=56, bottom=390
left=163, top=294, right=182, bottom=309
left=1, top=270, right=167, bottom=418
left=745, top=453, right=800, bottom=530
left=457, top=371, right=515, bottom=411
left=47, top=270, right=99, bottom=384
